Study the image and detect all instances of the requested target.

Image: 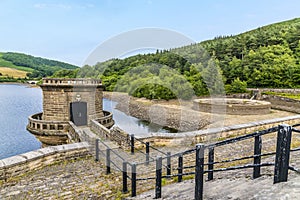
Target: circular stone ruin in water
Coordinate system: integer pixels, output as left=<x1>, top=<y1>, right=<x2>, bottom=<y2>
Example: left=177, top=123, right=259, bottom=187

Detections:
left=193, top=98, right=271, bottom=115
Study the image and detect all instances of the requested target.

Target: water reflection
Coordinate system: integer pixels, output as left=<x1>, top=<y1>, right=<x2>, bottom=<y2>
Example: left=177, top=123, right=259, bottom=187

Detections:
left=103, top=98, right=177, bottom=136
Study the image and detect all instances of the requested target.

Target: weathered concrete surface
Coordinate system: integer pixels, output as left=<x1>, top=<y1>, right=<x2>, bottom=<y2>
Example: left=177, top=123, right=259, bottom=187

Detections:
left=127, top=174, right=300, bottom=200
left=0, top=157, right=123, bottom=200
left=127, top=149, right=300, bottom=200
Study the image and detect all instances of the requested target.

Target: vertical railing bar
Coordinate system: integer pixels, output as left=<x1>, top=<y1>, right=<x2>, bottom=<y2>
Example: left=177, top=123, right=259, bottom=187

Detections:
left=208, top=147, right=214, bottom=181
left=274, top=124, right=292, bottom=184
left=178, top=154, right=183, bottom=183
left=131, top=163, right=137, bottom=197
left=253, top=134, right=262, bottom=179
left=146, top=142, right=150, bottom=165
left=195, top=144, right=205, bottom=200
left=122, top=161, right=128, bottom=193
left=167, top=152, right=171, bottom=177
left=155, top=156, right=162, bottom=199
left=131, top=134, right=135, bottom=155
left=106, top=148, right=111, bottom=174
left=95, top=139, right=99, bottom=161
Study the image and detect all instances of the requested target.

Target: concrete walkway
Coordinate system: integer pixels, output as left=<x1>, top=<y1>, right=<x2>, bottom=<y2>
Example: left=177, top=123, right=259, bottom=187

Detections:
left=127, top=172, right=300, bottom=200
left=1, top=126, right=300, bottom=199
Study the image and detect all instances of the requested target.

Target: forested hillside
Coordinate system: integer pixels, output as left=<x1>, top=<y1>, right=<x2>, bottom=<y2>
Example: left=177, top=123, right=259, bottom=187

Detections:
left=56, top=18, right=300, bottom=100
left=0, top=52, right=78, bottom=80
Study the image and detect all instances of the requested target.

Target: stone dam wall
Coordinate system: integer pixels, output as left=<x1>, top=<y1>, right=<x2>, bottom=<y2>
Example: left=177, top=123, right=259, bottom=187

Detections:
left=0, top=142, right=89, bottom=181
left=90, top=115, right=300, bottom=148
left=147, top=115, right=300, bottom=146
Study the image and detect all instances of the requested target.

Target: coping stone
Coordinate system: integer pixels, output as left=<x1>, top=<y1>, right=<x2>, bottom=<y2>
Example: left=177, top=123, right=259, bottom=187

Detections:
left=20, top=150, right=44, bottom=161
left=2, top=155, right=27, bottom=167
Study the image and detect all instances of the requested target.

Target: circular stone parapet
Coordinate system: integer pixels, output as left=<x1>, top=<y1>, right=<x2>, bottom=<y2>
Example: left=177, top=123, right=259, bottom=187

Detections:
left=42, top=78, right=102, bottom=86
left=193, top=98, right=271, bottom=115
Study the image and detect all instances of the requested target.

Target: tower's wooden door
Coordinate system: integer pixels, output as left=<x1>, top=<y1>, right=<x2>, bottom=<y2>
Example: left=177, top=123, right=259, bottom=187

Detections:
left=70, top=102, right=87, bottom=126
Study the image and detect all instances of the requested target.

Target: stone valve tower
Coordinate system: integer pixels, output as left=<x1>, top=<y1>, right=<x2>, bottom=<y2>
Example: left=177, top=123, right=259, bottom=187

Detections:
left=27, top=78, right=114, bottom=145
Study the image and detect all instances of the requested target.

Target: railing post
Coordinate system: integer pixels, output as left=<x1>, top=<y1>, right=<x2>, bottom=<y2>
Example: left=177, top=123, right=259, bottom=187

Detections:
left=195, top=144, right=205, bottom=200
left=146, top=142, right=150, bottom=165
left=155, top=156, right=162, bottom=199
left=131, top=134, right=135, bottom=155
left=167, top=152, right=171, bottom=177
left=122, top=161, right=128, bottom=193
left=253, top=134, right=262, bottom=179
left=131, top=163, right=137, bottom=197
left=178, top=154, right=183, bottom=182
left=274, top=124, right=292, bottom=184
left=106, top=148, right=111, bottom=174
left=208, top=147, right=214, bottom=181
left=95, top=139, right=99, bottom=161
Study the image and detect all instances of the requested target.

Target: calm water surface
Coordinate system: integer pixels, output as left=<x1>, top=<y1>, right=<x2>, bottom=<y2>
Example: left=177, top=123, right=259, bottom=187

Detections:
left=103, top=98, right=177, bottom=135
left=0, top=85, right=175, bottom=159
left=0, top=84, right=42, bottom=160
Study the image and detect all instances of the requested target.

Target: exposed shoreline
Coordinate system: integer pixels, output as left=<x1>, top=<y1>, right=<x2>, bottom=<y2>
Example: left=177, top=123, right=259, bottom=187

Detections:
left=103, top=91, right=297, bottom=132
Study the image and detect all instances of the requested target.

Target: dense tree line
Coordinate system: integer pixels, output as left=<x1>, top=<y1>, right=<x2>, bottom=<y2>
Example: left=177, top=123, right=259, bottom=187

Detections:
left=54, top=18, right=300, bottom=100
left=2, top=52, right=78, bottom=78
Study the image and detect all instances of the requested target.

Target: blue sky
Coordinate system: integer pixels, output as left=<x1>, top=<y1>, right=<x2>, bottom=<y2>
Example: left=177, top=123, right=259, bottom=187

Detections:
left=0, top=0, right=299, bottom=66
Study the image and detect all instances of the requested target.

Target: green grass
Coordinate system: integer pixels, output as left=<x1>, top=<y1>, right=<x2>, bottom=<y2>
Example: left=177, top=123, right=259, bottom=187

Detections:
left=263, top=91, right=300, bottom=100
left=0, top=53, right=34, bottom=72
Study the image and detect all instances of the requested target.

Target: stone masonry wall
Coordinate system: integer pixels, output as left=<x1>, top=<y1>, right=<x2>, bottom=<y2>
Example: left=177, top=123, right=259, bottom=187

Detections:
left=147, top=115, right=300, bottom=146
left=42, top=85, right=103, bottom=123
left=260, top=95, right=300, bottom=114
left=0, top=143, right=89, bottom=181
left=89, top=114, right=300, bottom=149
left=228, top=93, right=300, bottom=114
left=90, top=119, right=131, bottom=149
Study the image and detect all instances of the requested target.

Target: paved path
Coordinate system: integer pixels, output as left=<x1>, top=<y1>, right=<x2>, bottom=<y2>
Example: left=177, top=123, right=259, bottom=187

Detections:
left=0, top=156, right=124, bottom=199
left=127, top=173, right=300, bottom=200
left=1, top=127, right=300, bottom=199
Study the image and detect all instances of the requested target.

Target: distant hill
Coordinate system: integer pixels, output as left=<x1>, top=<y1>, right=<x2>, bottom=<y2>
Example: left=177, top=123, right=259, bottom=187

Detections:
left=0, top=52, right=78, bottom=80
left=59, top=18, right=300, bottom=99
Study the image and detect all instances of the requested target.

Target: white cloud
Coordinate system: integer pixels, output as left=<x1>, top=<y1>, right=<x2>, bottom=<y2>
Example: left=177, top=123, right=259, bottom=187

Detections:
left=33, top=3, right=95, bottom=10
left=33, top=3, right=47, bottom=9
left=33, top=3, right=72, bottom=10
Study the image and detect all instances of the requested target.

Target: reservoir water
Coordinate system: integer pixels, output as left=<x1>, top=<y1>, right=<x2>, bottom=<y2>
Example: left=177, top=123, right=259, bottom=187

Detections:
left=0, top=84, right=42, bottom=160
left=0, top=84, right=175, bottom=160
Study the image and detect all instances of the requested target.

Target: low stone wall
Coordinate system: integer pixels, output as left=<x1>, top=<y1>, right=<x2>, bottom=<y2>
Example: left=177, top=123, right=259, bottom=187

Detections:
left=0, top=142, right=89, bottom=181
left=144, top=115, right=300, bottom=146
left=260, top=95, right=300, bottom=114
left=68, top=121, right=82, bottom=143
left=228, top=92, right=300, bottom=114
left=27, top=112, right=70, bottom=145
left=90, top=112, right=300, bottom=150
left=248, top=88, right=300, bottom=94
left=90, top=119, right=130, bottom=149
left=90, top=119, right=110, bottom=139
left=193, top=98, right=271, bottom=115
left=110, top=127, right=131, bottom=148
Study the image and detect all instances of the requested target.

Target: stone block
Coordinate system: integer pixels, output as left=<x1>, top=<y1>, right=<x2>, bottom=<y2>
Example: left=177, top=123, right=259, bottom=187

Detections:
left=2, top=155, right=27, bottom=168
left=37, top=146, right=57, bottom=156
left=21, top=151, right=44, bottom=161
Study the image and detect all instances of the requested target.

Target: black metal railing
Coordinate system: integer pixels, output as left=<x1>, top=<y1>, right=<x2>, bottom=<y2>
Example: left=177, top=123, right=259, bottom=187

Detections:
left=94, top=124, right=300, bottom=199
